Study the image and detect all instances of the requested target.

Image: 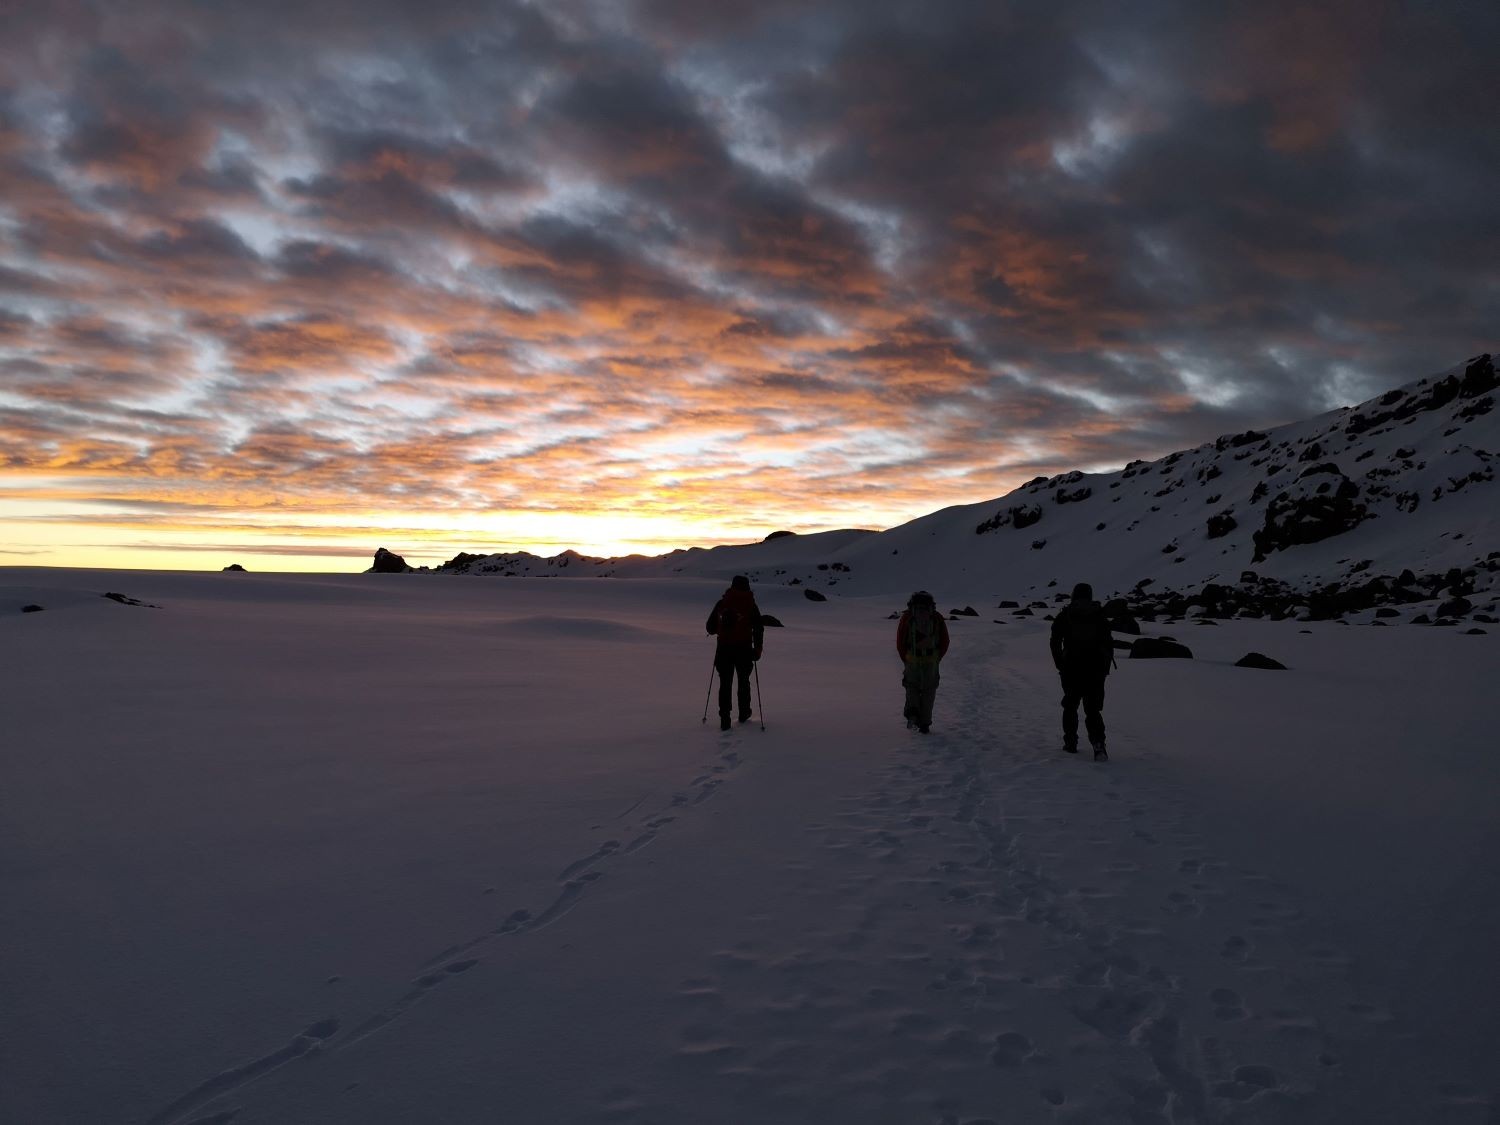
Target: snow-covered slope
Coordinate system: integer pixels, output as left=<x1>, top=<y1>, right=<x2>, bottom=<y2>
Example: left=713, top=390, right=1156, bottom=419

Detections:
left=831, top=352, right=1498, bottom=604
left=400, top=354, right=1498, bottom=611
left=3, top=569, right=1497, bottom=1123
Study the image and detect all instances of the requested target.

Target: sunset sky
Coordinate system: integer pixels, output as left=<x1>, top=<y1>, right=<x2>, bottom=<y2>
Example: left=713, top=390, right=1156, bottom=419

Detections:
left=2, top=1, right=1496, bottom=571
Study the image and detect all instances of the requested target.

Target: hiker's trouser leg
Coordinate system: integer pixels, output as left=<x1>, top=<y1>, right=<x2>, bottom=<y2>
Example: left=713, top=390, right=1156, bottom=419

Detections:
left=903, top=663, right=939, bottom=727
left=1081, top=677, right=1106, bottom=745
left=715, top=650, right=734, bottom=719
left=917, top=684, right=937, bottom=727
left=717, top=646, right=753, bottom=719
left=734, top=651, right=753, bottom=718
left=1061, top=669, right=1106, bottom=745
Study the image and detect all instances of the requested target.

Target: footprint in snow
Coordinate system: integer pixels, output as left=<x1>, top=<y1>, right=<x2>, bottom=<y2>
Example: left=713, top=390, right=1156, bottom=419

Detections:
left=1210, top=987, right=1247, bottom=1020
left=557, top=839, right=620, bottom=880
left=1221, top=934, right=1252, bottom=962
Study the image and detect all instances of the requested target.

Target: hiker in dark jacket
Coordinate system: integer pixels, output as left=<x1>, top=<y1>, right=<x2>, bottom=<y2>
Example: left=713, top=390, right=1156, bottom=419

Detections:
left=896, top=590, right=950, bottom=734
left=1049, top=582, right=1114, bottom=759
left=706, top=575, right=764, bottom=731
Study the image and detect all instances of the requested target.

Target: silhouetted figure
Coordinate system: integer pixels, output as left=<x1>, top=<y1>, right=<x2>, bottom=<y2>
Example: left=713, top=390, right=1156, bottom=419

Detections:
left=896, top=590, right=950, bottom=734
left=706, top=575, right=764, bottom=731
left=1050, top=581, right=1115, bottom=759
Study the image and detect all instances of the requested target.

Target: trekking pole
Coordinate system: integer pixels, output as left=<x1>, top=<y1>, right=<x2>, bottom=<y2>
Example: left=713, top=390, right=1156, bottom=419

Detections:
left=701, top=659, right=716, bottom=724
left=753, top=661, right=766, bottom=731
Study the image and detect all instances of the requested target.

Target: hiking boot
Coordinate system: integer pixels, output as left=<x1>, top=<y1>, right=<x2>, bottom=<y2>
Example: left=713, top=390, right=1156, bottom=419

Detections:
left=1092, top=742, right=1108, bottom=761
left=1063, top=741, right=1079, bottom=754
left=738, top=712, right=751, bottom=724
left=719, top=715, right=731, bottom=731
left=918, top=724, right=930, bottom=734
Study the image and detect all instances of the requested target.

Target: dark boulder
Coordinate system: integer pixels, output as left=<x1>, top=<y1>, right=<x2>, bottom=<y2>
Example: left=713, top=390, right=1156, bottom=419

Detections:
left=222, top=563, right=246, bottom=572
left=803, top=589, right=827, bottom=602
left=998, top=600, right=1020, bottom=608
left=1217, top=429, right=1267, bottom=451
left=1441, top=567, right=1473, bottom=596
left=1130, top=637, right=1194, bottom=659
left=1459, top=353, right=1497, bottom=398
left=439, top=551, right=486, bottom=573
left=1235, top=652, right=1287, bottom=670
left=1252, top=474, right=1368, bottom=561
left=371, top=547, right=412, bottom=573
left=759, top=614, right=785, bottom=627
left=1198, top=583, right=1230, bottom=609
left=1206, top=512, right=1237, bottom=539
left=22, top=604, right=43, bottom=613
left=763, top=530, right=796, bottom=541
left=975, top=503, right=1043, bottom=534
left=1297, top=461, right=1341, bottom=479
left=1374, top=607, right=1400, bottom=618
left=950, top=606, right=979, bottom=617
left=1103, top=598, right=1140, bottom=634
left=1437, top=596, right=1473, bottom=618
left=101, top=591, right=161, bottom=608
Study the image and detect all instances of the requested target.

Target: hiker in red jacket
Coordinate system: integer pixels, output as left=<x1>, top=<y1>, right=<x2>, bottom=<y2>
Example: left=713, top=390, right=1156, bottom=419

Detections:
left=896, top=590, right=950, bottom=733
left=706, top=575, right=765, bottom=731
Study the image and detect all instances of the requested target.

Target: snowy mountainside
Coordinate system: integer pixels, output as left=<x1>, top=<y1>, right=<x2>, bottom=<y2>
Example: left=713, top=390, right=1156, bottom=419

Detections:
left=822, top=351, right=1499, bottom=602
left=397, top=353, right=1498, bottom=609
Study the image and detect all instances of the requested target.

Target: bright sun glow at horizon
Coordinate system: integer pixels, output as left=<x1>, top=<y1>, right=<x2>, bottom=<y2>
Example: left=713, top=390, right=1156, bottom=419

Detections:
left=0, top=502, right=895, bottom=572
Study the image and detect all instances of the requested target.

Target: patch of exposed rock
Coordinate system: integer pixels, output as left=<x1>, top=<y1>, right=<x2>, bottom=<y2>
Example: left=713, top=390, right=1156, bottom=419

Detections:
left=370, top=547, right=413, bottom=573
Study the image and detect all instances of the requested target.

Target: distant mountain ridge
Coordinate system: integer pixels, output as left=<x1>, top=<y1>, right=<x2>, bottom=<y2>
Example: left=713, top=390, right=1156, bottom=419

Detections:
left=372, top=353, right=1499, bottom=613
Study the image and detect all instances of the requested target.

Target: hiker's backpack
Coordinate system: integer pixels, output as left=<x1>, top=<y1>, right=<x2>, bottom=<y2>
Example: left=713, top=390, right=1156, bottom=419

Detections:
left=1061, top=606, right=1112, bottom=670
left=715, top=595, right=756, bottom=645
left=908, top=607, right=941, bottom=663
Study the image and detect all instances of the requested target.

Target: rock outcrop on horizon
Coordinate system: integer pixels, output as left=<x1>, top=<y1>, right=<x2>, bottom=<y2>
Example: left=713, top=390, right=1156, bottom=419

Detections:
left=368, top=547, right=413, bottom=573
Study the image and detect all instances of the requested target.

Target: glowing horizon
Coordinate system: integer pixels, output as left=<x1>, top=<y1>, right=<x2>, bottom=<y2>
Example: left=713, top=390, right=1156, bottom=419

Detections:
left=0, top=505, right=884, bottom=573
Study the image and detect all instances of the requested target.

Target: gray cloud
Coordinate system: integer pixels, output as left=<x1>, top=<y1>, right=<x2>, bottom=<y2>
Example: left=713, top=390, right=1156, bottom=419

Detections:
left=1, top=0, right=1496, bottom=557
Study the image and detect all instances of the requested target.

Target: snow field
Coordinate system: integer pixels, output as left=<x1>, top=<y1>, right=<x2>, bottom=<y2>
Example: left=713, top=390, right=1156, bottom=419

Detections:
left=1, top=569, right=1496, bottom=1124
